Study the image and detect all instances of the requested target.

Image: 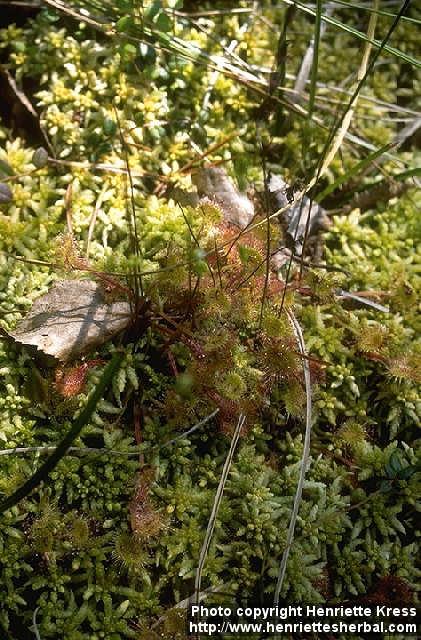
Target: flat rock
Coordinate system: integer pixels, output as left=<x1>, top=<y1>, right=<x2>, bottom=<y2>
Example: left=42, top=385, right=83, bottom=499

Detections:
left=192, top=167, right=255, bottom=229
left=9, top=279, right=131, bottom=362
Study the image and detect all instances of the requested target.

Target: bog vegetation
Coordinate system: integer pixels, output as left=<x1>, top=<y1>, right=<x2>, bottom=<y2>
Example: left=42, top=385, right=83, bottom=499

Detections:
left=0, top=1, right=419, bottom=639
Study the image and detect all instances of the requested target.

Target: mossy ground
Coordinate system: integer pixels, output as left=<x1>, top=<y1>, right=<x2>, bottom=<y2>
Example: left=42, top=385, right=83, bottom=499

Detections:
left=0, top=2, right=419, bottom=639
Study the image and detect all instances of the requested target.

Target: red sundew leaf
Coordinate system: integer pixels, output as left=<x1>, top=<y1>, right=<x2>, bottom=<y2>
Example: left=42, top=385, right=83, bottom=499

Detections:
left=55, top=359, right=105, bottom=397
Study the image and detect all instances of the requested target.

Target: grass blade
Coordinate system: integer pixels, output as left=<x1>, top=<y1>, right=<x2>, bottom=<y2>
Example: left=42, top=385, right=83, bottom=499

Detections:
left=294, top=3, right=334, bottom=100
left=279, top=0, right=420, bottom=68
left=317, top=0, right=380, bottom=180
left=31, top=607, right=42, bottom=640
left=0, top=351, right=124, bottom=515
left=273, top=311, right=312, bottom=606
left=308, top=0, right=322, bottom=118
left=330, top=0, right=420, bottom=26
left=194, top=414, right=245, bottom=635
left=316, top=141, right=394, bottom=202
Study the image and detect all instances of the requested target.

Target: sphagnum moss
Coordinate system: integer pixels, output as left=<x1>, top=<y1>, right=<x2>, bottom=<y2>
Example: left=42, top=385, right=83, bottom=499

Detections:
left=0, top=3, right=419, bottom=639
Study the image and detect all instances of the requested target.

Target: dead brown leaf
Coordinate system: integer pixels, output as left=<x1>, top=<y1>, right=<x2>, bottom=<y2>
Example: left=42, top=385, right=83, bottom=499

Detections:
left=9, top=279, right=131, bottom=362
left=192, top=167, right=255, bottom=229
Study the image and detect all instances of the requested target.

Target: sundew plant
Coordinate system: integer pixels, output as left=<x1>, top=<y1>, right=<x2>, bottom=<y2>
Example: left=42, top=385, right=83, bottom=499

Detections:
left=0, top=1, right=419, bottom=639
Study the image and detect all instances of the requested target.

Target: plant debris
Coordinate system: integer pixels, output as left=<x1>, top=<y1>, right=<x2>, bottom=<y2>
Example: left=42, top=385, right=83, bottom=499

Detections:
left=9, top=279, right=131, bottom=362
left=192, top=166, right=255, bottom=229
left=268, top=173, right=330, bottom=254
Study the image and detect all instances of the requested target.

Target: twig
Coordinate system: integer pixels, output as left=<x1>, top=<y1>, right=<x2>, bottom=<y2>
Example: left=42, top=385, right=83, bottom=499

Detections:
left=341, top=178, right=410, bottom=214
left=290, top=255, right=351, bottom=275
left=273, top=311, right=312, bottom=606
left=114, top=105, right=143, bottom=300
left=65, top=183, right=73, bottom=236
left=1, top=168, right=40, bottom=183
left=0, top=65, right=53, bottom=154
left=86, top=185, right=107, bottom=258
left=0, top=250, right=55, bottom=267
left=42, top=0, right=110, bottom=30
left=162, top=410, right=220, bottom=448
left=392, top=116, right=421, bottom=148
left=258, top=132, right=272, bottom=327
left=0, top=1, right=41, bottom=6
left=178, top=133, right=238, bottom=175
left=174, top=8, right=252, bottom=18
left=48, top=157, right=148, bottom=177
left=307, top=82, right=420, bottom=117
left=0, top=446, right=140, bottom=457
left=0, top=410, right=220, bottom=457
left=337, top=289, right=389, bottom=313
